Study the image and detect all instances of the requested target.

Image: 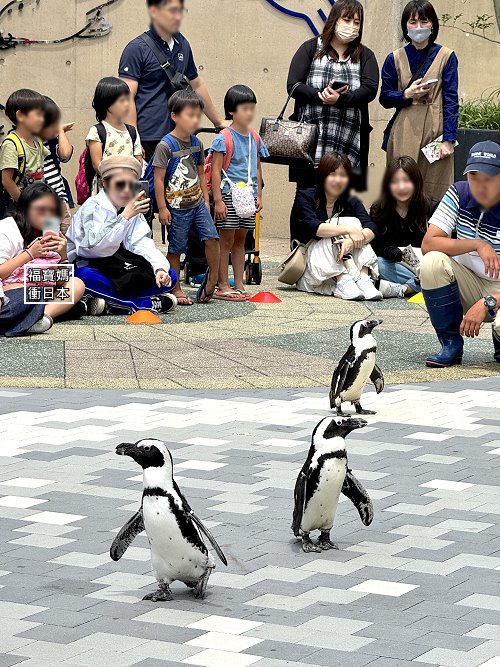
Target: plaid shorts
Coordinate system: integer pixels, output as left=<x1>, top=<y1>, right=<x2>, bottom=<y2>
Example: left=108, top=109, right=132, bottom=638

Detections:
left=216, top=192, right=257, bottom=231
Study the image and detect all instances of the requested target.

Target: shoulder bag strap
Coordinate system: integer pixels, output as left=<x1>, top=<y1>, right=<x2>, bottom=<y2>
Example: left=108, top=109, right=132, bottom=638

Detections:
left=277, top=82, right=302, bottom=121
left=140, top=33, right=186, bottom=87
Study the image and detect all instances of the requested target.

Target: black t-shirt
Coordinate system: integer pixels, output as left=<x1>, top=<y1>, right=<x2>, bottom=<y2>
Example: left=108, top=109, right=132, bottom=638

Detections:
left=370, top=204, right=434, bottom=261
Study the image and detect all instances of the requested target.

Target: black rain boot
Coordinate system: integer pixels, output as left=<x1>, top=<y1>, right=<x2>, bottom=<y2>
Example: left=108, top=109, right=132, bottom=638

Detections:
left=493, top=328, right=500, bottom=363
left=423, top=282, right=464, bottom=368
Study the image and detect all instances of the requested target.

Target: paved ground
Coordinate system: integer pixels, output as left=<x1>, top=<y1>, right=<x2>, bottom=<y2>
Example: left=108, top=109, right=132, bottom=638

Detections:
left=0, top=239, right=498, bottom=390
left=0, top=379, right=499, bottom=666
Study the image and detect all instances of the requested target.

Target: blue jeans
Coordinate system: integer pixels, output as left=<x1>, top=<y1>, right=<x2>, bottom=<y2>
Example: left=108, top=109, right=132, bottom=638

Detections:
left=377, top=258, right=421, bottom=293
left=168, top=202, right=218, bottom=255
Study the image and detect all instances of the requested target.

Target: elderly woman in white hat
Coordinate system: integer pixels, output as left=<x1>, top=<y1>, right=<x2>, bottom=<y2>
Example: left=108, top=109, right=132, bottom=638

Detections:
left=67, top=156, right=177, bottom=314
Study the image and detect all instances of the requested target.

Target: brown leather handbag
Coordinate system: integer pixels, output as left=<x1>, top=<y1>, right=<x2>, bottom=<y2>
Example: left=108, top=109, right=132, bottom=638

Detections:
left=260, top=83, right=318, bottom=166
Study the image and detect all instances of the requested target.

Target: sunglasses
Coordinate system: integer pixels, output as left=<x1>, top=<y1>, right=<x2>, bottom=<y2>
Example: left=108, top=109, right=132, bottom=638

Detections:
left=112, top=180, right=136, bottom=191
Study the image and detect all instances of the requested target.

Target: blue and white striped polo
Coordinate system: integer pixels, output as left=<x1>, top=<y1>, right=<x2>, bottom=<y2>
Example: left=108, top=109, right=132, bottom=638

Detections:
left=429, top=181, right=500, bottom=280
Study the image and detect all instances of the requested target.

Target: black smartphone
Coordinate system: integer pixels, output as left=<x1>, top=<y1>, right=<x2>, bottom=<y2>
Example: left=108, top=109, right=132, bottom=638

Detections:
left=330, top=80, right=349, bottom=90
left=133, top=180, right=150, bottom=199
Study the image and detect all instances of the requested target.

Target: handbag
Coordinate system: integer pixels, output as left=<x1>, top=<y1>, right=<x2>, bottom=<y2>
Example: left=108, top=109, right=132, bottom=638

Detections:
left=222, top=134, right=256, bottom=219
left=382, top=46, right=431, bottom=152
left=278, top=240, right=308, bottom=285
left=140, top=33, right=190, bottom=93
left=260, top=83, right=318, bottom=166
left=89, top=245, right=156, bottom=295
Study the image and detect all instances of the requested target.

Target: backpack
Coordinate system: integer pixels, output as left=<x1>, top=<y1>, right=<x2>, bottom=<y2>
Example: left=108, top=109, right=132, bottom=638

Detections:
left=0, top=132, right=44, bottom=217
left=74, top=122, right=138, bottom=205
left=143, top=133, right=202, bottom=209
left=204, top=127, right=261, bottom=193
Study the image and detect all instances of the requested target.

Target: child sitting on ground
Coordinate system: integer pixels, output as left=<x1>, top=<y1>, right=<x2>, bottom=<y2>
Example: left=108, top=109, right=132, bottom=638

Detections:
left=152, top=89, right=219, bottom=305
left=209, top=85, right=268, bottom=301
left=86, top=77, right=142, bottom=194
left=0, top=89, right=48, bottom=218
left=40, top=96, right=75, bottom=223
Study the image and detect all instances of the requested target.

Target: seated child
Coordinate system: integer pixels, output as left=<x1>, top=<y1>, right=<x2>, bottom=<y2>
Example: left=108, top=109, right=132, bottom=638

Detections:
left=210, top=85, right=269, bottom=301
left=0, top=89, right=48, bottom=218
left=152, top=89, right=219, bottom=305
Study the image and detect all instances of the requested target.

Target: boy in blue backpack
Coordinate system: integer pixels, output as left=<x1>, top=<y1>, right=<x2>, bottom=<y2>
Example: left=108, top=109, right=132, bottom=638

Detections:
left=152, top=90, right=219, bottom=305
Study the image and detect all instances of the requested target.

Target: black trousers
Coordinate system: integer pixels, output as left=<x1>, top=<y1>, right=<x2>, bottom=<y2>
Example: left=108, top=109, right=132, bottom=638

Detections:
left=142, top=140, right=160, bottom=164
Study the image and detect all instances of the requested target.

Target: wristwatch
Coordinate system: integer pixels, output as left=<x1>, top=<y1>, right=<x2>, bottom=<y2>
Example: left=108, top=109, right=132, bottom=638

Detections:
left=484, top=295, right=498, bottom=318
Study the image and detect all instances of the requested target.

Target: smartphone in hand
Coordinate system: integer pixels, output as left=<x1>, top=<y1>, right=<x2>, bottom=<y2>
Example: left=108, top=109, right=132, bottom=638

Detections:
left=330, top=80, right=349, bottom=91
left=43, top=217, right=61, bottom=236
left=133, top=180, right=150, bottom=199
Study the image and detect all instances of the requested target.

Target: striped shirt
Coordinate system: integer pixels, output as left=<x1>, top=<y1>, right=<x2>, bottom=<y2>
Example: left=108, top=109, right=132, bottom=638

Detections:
left=429, top=181, right=500, bottom=280
left=43, top=141, right=69, bottom=202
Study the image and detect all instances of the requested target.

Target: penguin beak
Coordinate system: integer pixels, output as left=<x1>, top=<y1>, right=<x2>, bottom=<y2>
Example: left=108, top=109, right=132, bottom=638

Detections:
left=366, top=319, right=382, bottom=332
left=115, top=442, right=137, bottom=458
left=347, top=418, right=368, bottom=431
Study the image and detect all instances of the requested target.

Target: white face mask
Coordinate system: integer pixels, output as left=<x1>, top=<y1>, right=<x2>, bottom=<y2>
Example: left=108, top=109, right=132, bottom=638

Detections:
left=335, top=25, right=360, bottom=43
left=407, top=27, right=432, bottom=43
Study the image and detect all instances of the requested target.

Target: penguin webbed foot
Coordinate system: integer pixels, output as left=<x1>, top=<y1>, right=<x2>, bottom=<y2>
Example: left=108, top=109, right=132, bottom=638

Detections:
left=317, top=531, right=339, bottom=551
left=335, top=406, right=351, bottom=417
left=301, top=534, right=321, bottom=553
left=143, top=583, right=173, bottom=602
left=354, top=402, right=376, bottom=415
left=192, top=567, right=214, bottom=600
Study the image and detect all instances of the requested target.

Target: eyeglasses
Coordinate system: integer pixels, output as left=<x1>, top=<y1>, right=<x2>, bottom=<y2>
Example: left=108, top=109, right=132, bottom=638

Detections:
left=165, top=7, right=184, bottom=16
left=113, top=180, right=135, bottom=191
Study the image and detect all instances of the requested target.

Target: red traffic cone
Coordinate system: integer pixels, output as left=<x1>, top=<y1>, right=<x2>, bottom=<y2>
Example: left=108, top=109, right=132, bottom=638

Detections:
left=126, top=310, right=162, bottom=324
left=249, top=292, right=282, bottom=303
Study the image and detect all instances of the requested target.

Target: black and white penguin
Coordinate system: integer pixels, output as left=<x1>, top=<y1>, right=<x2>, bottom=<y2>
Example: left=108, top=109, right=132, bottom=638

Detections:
left=292, top=416, right=370, bottom=553
left=330, top=319, right=384, bottom=416
left=110, top=438, right=227, bottom=602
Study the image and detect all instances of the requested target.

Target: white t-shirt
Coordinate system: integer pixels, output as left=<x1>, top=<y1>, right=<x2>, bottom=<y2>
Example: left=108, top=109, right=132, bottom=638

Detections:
left=86, top=121, right=142, bottom=194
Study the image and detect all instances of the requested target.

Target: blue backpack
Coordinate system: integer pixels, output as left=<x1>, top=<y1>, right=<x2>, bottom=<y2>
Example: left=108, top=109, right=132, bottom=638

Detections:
left=144, top=133, right=202, bottom=209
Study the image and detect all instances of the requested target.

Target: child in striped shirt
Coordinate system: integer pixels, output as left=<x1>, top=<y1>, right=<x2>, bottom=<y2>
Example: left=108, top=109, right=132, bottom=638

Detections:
left=40, top=97, right=74, bottom=227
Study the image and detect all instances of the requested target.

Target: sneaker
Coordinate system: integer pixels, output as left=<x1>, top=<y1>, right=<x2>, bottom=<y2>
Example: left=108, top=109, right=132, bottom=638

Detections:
left=87, top=297, right=107, bottom=316
left=27, top=315, right=53, bottom=335
left=356, top=277, right=382, bottom=301
left=379, top=280, right=406, bottom=299
left=333, top=275, right=364, bottom=300
left=56, top=300, right=88, bottom=322
left=159, top=294, right=178, bottom=313
left=400, top=245, right=421, bottom=275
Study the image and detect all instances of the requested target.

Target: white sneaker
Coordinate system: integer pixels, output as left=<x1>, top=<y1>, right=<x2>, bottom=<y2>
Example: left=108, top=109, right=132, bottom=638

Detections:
left=87, top=298, right=107, bottom=316
left=27, top=316, right=53, bottom=335
left=379, top=280, right=406, bottom=298
left=334, top=275, right=364, bottom=300
left=400, top=245, right=421, bottom=275
left=356, top=277, right=382, bottom=301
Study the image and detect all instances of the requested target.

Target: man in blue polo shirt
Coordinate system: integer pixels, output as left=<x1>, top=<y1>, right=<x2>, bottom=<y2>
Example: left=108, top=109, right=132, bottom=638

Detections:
left=119, top=0, right=227, bottom=161
left=421, top=141, right=500, bottom=367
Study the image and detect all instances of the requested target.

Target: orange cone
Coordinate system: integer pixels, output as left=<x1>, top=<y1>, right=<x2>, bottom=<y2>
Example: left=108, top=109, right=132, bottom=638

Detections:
left=249, top=292, right=282, bottom=304
left=126, top=310, right=162, bottom=324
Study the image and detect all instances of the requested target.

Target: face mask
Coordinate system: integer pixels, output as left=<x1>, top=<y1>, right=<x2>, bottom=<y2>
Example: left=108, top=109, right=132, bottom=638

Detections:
left=335, top=25, right=360, bottom=43
left=407, top=27, right=432, bottom=43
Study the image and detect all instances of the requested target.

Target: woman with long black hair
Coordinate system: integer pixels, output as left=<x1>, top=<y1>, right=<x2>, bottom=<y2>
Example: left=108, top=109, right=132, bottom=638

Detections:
left=287, top=0, right=379, bottom=192
left=0, top=182, right=85, bottom=336
left=371, top=156, right=435, bottom=298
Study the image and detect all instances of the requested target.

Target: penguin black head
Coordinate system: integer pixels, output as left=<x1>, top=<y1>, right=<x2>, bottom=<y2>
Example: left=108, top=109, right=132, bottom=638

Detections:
left=350, top=318, right=383, bottom=341
left=115, top=438, right=174, bottom=472
left=318, top=416, right=368, bottom=440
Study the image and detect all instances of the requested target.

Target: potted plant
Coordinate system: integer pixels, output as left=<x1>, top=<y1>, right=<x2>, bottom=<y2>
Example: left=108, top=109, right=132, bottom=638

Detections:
left=455, top=89, right=500, bottom=180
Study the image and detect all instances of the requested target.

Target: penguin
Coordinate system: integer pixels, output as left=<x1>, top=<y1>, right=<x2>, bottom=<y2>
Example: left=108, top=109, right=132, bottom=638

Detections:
left=330, top=319, right=384, bottom=416
left=292, top=416, right=370, bottom=553
left=110, top=438, right=227, bottom=602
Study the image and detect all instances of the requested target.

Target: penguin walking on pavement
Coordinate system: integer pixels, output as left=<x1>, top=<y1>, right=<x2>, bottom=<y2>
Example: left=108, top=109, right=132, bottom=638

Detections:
left=292, top=416, right=371, bottom=553
left=110, top=439, right=227, bottom=602
left=330, top=319, right=384, bottom=416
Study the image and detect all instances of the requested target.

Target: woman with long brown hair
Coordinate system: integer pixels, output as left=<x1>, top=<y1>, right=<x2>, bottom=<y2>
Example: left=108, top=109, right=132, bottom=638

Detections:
left=370, top=155, right=435, bottom=298
left=290, top=152, right=381, bottom=300
left=287, top=0, right=379, bottom=192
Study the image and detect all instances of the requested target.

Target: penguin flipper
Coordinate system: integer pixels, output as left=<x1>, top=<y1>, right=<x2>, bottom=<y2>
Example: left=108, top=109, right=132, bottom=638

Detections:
left=110, top=509, right=145, bottom=561
left=173, top=480, right=228, bottom=566
left=189, top=510, right=228, bottom=566
left=341, top=470, right=374, bottom=526
left=330, top=347, right=356, bottom=403
left=370, top=365, right=384, bottom=394
left=291, top=471, right=308, bottom=537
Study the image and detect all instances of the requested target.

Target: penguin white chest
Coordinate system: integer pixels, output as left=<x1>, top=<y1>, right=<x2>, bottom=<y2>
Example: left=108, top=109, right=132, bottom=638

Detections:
left=342, top=351, right=376, bottom=402
left=143, top=496, right=210, bottom=584
left=301, top=458, right=347, bottom=532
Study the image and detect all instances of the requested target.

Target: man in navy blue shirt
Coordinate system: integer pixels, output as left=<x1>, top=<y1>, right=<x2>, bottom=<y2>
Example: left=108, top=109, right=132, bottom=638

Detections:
left=119, top=0, right=228, bottom=161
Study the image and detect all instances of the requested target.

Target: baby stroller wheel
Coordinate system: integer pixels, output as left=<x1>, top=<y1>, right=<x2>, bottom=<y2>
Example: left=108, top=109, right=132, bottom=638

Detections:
left=245, top=261, right=252, bottom=285
left=252, top=258, right=263, bottom=285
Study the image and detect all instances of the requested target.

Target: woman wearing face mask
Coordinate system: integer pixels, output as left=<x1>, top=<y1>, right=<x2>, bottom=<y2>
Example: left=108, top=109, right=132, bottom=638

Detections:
left=287, top=0, right=379, bottom=193
left=0, top=183, right=85, bottom=337
left=380, top=0, right=459, bottom=200
left=370, top=156, right=436, bottom=298
left=290, top=153, right=381, bottom=300
left=66, top=156, right=177, bottom=315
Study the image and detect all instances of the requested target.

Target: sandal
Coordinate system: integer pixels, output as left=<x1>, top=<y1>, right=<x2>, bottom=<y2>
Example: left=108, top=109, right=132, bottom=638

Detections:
left=233, top=290, right=251, bottom=300
left=174, top=293, right=194, bottom=306
left=213, top=290, right=248, bottom=302
left=196, top=270, right=215, bottom=304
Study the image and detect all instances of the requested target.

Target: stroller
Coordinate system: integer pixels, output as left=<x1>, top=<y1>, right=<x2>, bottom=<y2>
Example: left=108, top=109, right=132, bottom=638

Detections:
left=161, top=128, right=263, bottom=287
